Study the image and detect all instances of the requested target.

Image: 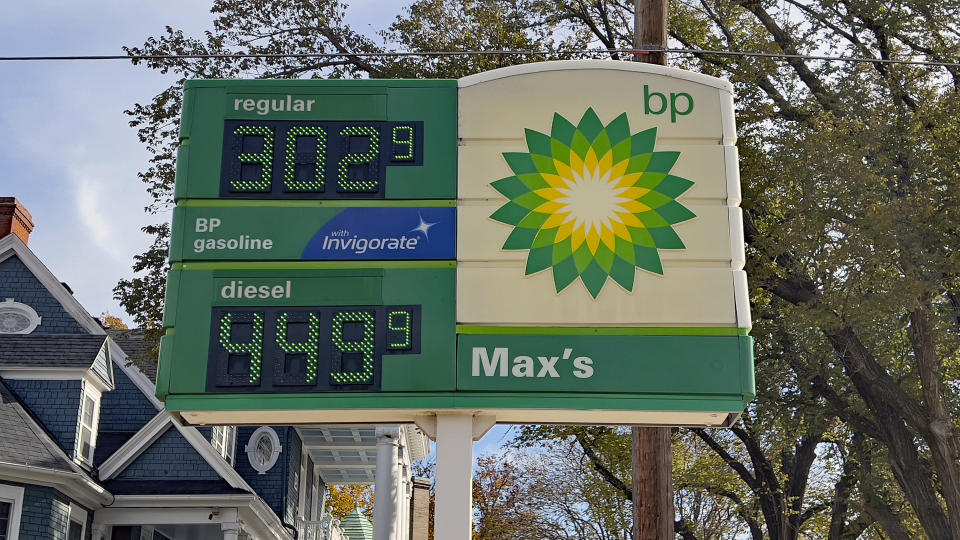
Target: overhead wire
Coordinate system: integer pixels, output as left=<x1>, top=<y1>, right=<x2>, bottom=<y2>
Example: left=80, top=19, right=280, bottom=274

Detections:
left=0, top=48, right=958, bottom=68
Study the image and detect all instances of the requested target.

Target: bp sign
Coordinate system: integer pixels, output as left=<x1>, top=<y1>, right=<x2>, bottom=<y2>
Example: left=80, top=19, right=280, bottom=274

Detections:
left=159, top=61, right=754, bottom=427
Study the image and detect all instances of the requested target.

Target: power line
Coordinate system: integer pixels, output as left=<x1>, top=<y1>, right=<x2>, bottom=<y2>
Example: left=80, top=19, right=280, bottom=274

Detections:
left=0, top=48, right=957, bottom=68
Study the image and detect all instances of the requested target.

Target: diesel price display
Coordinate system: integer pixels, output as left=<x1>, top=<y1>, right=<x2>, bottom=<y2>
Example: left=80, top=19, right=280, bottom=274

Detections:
left=220, top=119, right=424, bottom=199
left=209, top=305, right=421, bottom=393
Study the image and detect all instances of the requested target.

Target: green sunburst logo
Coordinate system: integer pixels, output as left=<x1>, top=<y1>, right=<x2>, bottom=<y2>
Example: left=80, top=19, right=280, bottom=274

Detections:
left=489, top=108, right=696, bottom=298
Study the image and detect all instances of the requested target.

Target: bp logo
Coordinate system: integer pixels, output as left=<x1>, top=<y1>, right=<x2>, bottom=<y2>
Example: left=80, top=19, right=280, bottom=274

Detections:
left=490, top=108, right=696, bottom=298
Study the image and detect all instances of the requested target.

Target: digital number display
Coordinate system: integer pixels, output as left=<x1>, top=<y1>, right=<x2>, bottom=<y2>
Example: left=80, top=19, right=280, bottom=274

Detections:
left=220, top=120, right=424, bottom=198
left=209, top=305, right=420, bottom=392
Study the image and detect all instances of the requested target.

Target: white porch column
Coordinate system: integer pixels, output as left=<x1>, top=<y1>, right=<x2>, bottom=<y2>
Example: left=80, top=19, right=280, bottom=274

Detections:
left=374, top=426, right=402, bottom=540
left=90, top=522, right=107, bottom=540
left=433, top=413, right=474, bottom=540
left=221, top=508, right=241, bottom=540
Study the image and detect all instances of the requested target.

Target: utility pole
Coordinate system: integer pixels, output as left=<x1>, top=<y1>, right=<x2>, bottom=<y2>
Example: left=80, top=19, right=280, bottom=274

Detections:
left=633, top=1, right=674, bottom=538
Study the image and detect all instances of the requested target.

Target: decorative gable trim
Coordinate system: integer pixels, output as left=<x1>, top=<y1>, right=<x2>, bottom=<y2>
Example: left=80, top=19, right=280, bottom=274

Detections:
left=97, top=411, right=172, bottom=480
left=0, top=235, right=105, bottom=336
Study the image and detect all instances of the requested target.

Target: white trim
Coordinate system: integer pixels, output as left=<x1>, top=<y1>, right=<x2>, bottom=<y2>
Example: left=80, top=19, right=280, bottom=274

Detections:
left=74, top=382, right=102, bottom=466
left=0, top=236, right=106, bottom=336
left=0, top=463, right=111, bottom=508
left=107, top=340, right=163, bottom=410
left=97, top=412, right=172, bottom=480
left=457, top=60, right=735, bottom=93
left=0, top=483, right=24, bottom=540
left=0, top=367, right=90, bottom=380
left=102, top=495, right=293, bottom=540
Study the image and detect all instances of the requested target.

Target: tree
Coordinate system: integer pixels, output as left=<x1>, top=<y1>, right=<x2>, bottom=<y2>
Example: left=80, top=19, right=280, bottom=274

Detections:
left=325, top=484, right=374, bottom=521
left=120, top=1, right=960, bottom=537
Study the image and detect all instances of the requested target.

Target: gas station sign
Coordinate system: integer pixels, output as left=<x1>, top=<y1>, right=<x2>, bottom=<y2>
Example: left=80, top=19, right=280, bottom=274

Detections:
left=158, top=62, right=754, bottom=427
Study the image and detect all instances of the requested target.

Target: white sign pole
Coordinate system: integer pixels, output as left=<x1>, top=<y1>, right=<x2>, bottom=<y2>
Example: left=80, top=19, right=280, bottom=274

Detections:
left=433, top=413, right=475, bottom=540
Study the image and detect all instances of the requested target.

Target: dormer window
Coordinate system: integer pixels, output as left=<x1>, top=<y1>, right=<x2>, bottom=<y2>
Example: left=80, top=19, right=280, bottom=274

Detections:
left=75, top=384, right=101, bottom=465
left=0, top=299, right=41, bottom=334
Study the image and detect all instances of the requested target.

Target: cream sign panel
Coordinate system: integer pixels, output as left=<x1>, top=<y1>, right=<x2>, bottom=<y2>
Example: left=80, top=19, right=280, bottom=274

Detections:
left=456, top=61, right=749, bottom=328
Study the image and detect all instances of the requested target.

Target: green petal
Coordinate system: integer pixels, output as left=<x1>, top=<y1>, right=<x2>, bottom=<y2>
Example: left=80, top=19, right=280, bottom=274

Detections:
left=646, top=151, right=680, bottom=174
left=503, top=226, right=538, bottom=250
left=631, top=128, right=657, bottom=155
left=553, top=237, right=573, bottom=264
left=516, top=173, right=550, bottom=191
left=518, top=211, right=550, bottom=229
left=629, top=227, right=656, bottom=248
left=531, top=227, right=558, bottom=249
left=550, top=113, right=577, bottom=146
left=551, top=139, right=573, bottom=165
left=614, top=236, right=636, bottom=264
left=531, top=154, right=559, bottom=175
left=637, top=211, right=670, bottom=228
left=638, top=191, right=675, bottom=209
left=525, top=246, right=553, bottom=274
left=503, top=153, right=539, bottom=175
left=595, top=242, right=615, bottom=273
left=571, top=131, right=591, bottom=160
left=580, top=262, right=608, bottom=298
left=626, top=153, right=653, bottom=175
left=573, top=244, right=593, bottom=273
left=634, top=245, right=664, bottom=274
left=577, top=108, right=604, bottom=142
left=635, top=172, right=667, bottom=190
left=513, top=191, right=548, bottom=210
left=612, top=139, right=632, bottom=165
left=490, top=202, right=530, bottom=226
left=605, top=113, right=631, bottom=146
left=591, top=130, right=612, bottom=160
left=656, top=201, right=697, bottom=224
left=648, top=226, right=686, bottom=249
left=524, top=129, right=553, bottom=157
left=654, top=175, right=694, bottom=198
left=610, top=257, right=636, bottom=291
left=553, top=257, right=579, bottom=292
left=490, top=176, right=529, bottom=199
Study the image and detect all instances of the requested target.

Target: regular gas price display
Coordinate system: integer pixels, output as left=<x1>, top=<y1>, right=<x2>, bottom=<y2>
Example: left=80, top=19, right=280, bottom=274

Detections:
left=221, top=120, right=424, bottom=199
left=209, top=305, right=421, bottom=392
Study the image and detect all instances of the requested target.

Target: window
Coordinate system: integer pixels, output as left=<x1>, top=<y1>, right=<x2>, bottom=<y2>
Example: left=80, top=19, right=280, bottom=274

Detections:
left=0, top=299, right=41, bottom=335
left=0, top=484, right=24, bottom=540
left=75, top=385, right=100, bottom=465
left=210, top=426, right=237, bottom=465
left=67, top=504, right=86, bottom=540
left=245, top=427, right=282, bottom=474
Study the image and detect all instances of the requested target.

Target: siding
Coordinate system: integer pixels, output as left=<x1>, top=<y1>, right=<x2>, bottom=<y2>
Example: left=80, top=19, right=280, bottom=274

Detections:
left=5, top=380, right=82, bottom=457
left=5, top=481, right=79, bottom=540
left=285, top=428, right=302, bottom=523
left=0, top=256, right=85, bottom=334
left=234, top=426, right=289, bottom=519
left=116, top=428, right=219, bottom=480
left=98, top=368, right=157, bottom=432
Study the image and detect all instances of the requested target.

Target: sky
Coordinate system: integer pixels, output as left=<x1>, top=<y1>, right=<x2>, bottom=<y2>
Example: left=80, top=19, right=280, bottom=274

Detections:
left=0, top=0, right=509, bottom=457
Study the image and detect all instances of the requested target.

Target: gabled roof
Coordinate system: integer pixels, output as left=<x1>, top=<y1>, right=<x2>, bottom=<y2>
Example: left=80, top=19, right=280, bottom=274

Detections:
left=0, top=376, right=75, bottom=472
left=0, top=335, right=107, bottom=367
left=0, top=234, right=106, bottom=335
left=107, top=329, right=157, bottom=383
left=0, top=376, right=111, bottom=507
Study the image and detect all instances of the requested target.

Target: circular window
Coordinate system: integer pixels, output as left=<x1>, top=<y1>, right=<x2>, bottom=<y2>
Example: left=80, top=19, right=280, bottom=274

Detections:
left=0, top=298, right=41, bottom=334
left=245, top=427, right=282, bottom=474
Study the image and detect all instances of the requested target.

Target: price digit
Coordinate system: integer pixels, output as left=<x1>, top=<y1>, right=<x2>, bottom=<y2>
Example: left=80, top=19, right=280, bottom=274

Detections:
left=275, top=312, right=320, bottom=383
left=284, top=126, right=326, bottom=192
left=218, top=312, right=264, bottom=383
left=330, top=311, right=375, bottom=384
left=338, top=126, right=380, bottom=192
left=391, top=125, right=415, bottom=161
left=387, top=310, right=412, bottom=349
left=230, top=125, right=274, bottom=191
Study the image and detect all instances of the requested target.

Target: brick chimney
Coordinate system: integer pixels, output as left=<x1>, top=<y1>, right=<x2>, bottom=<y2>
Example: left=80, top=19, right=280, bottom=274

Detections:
left=0, top=198, right=34, bottom=245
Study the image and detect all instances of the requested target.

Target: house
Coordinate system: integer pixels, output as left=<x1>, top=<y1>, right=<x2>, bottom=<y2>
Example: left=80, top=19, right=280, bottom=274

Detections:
left=0, top=198, right=430, bottom=540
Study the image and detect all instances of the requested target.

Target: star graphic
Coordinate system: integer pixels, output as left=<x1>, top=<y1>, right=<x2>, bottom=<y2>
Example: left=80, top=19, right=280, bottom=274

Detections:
left=410, top=214, right=438, bottom=239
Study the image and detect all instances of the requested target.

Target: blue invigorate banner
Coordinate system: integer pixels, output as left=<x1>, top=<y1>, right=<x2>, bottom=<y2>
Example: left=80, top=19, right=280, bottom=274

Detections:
left=302, top=207, right=456, bottom=260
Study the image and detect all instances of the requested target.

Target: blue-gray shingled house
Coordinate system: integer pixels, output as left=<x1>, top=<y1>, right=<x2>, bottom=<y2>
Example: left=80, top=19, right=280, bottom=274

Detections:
left=0, top=199, right=430, bottom=540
